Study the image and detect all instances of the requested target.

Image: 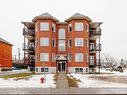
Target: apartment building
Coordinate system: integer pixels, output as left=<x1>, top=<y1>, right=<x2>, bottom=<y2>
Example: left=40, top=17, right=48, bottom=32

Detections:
left=22, top=13, right=102, bottom=73
left=0, top=38, right=13, bottom=71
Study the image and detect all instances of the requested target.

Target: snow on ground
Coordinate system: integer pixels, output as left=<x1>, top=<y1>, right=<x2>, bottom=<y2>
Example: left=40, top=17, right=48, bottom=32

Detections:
left=68, top=69, right=127, bottom=88
left=0, top=74, right=56, bottom=88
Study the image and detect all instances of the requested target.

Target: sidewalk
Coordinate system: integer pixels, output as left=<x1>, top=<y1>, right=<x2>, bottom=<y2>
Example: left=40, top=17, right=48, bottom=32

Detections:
left=56, top=72, right=69, bottom=88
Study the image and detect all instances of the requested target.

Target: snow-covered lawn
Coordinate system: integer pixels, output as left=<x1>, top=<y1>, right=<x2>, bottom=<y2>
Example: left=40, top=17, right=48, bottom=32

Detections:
left=0, top=74, right=56, bottom=88
left=68, top=69, right=127, bottom=88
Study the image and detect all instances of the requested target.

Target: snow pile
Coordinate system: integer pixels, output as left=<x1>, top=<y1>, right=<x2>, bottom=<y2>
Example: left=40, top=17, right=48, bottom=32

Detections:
left=0, top=74, right=56, bottom=88
left=68, top=73, right=127, bottom=88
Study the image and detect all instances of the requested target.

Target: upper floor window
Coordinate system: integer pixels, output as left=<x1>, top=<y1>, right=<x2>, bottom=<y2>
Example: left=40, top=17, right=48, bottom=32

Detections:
left=58, top=40, right=65, bottom=51
left=35, top=53, right=38, bottom=62
left=75, top=22, right=83, bottom=31
left=75, top=38, right=84, bottom=47
left=90, top=55, right=94, bottom=65
left=35, top=22, right=38, bottom=32
left=68, top=24, right=72, bottom=32
left=68, top=54, right=72, bottom=62
left=75, top=53, right=84, bottom=62
left=52, top=23, right=56, bottom=32
left=40, top=53, right=49, bottom=62
left=86, top=39, right=89, bottom=48
left=40, top=38, right=49, bottom=46
left=35, top=38, right=38, bottom=47
left=86, top=53, right=89, bottom=63
left=52, top=53, right=56, bottom=62
left=86, top=24, right=89, bottom=32
left=40, top=22, right=49, bottom=31
left=52, top=38, right=56, bottom=47
left=68, top=39, right=72, bottom=47
left=58, top=29, right=65, bottom=39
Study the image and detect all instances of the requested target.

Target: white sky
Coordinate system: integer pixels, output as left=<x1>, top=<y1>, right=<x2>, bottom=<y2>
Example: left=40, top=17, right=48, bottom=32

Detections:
left=0, top=0, right=127, bottom=60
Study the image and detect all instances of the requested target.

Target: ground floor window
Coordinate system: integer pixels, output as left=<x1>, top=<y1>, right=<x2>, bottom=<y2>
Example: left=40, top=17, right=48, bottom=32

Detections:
left=75, top=68, right=83, bottom=73
left=36, top=68, right=38, bottom=72
left=41, top=67, right=49, bottom=72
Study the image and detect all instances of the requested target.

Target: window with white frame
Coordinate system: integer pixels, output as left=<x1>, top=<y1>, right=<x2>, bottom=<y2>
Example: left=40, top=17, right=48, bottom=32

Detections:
left=75, top=53, right=84, bottom=62
left=75, top=38, right=84, bottom=46
left=40, top=53, right=49, bottom=62
left=35, top=38, right=38, bottom=47
left=40, top=22, right=49, bottom=31
left=75, top=68, right=83, bottom=72
left=52, top=23, right=55, bottom=32
left=68, top=54, right=72, bottom=62
left=86, top=53, right=89, bottom=63
left=35, top=22, right=38, bottom=32
left=58, top=40, right=65, bottom=51
left=35, top=53, right=38, bottom=62
left=40, top=38, right=49, bottom=46
left=86, top=39, right=89, bottom=48
left=90, top=55, right=94, bottom=65
left=86, top=24, right=89, bottom=32
left=68, top=39, right=72, bottom=47
left=68, top=24, right=72, bottom=32
left=52, top=38, right=55, bottom=47
left=52, top=53, right=55, bottom=62
left=75, top=22, right=83, bottom=31
left=58, top=29, right=66, bottom=39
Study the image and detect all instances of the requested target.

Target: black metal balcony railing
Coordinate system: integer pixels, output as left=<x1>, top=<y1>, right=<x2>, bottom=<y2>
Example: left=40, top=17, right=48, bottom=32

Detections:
left=22, top=43, right=35, bottom=51
left=90, top=29, right=101, bottom=37
left=23, top=28, right=35, bottom=36
left=90, top=44, right=102, bottom=52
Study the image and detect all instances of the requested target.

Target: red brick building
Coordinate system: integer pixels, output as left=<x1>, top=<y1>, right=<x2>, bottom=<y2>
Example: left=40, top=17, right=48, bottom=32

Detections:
left=0, top=38, right=13, bottom=70
left=22, top=13, right=102, bottom=73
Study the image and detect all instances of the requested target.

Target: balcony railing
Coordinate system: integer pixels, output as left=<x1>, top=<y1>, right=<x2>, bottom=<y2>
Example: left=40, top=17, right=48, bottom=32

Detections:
left=23, top=28, right=35, bottom=36
left=90, top=44, right=102, bottom=52
left=22, top=43, right=35, bottom=51
left=90, top=29, right=101, bottom=37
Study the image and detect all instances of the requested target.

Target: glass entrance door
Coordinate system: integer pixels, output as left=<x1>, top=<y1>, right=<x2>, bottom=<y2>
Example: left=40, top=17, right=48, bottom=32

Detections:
left=58, top=61, right=66, bottom=72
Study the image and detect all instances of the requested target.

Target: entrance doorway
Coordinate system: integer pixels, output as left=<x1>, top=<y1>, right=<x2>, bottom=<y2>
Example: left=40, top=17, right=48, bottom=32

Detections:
left=58, top=61, right=66, bottom=72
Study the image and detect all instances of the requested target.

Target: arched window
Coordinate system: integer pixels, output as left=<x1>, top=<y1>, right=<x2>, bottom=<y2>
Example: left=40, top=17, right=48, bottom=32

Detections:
left=58, top=29, right=65, bottom=39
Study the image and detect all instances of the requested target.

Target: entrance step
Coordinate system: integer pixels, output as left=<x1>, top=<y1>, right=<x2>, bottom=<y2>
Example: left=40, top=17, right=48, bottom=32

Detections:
left=56, top=72, right=69, bottom=88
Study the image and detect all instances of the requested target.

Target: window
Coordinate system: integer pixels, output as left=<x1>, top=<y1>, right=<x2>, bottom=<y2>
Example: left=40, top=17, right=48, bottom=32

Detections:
left=40, top=38, right=49, bottom=46
left=75, top=68, right=83, bottom=72
left=40, top=53, right=49, bottom=62
left=41, top=68, right=48, bottom=72
left=75, top=38, right=84, bottom=46
left=52, top=38, right=55, bottom=47
left=86, top=39, right=89, bottom=48
left=68, top=39, right=72, bottom=47
left=75, top=22, right=83, bottom=31
left=40, top=22, right=49, bottom=31
left=58, top=40, right=65, bottom=51
left=86, top=68, right=88, bottom=72
left=68, top=54, right=72, bottom=62
left=52, top=23, right=55, bottom=32
left=75, top=53, right=84, bottom=62
left=35, top=53, right=38, bottom=62
left=35, top=38, right=38, bottom=47
left=58, top=29, right=65, bottom=39
left=86, top=53, right=89, bottom=63
left=68, top=24, right=72, bottom=32
left=90, top=43, right=94, bottom=50
left=90, top=55, right=94, bottom=65
left=52, top=53, right=55, bottom=62
left=86, top=24, right=89, bottom=32
left=35, top=22, right=38, bottom=32
left=36, top=68, right=38, bottom=72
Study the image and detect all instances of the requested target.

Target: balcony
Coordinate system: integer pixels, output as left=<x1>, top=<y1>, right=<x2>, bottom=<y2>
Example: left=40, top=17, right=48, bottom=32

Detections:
left=90, top=29, right=101, bottom=40
left=22, top=43, right=35, bottom=54
left=23, top=28, right=35, bottom=41
left=89, top=44, right=101, bottom=53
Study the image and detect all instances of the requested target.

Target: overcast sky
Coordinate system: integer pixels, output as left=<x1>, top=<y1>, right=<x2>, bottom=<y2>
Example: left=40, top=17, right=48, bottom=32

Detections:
left=0, top=0, right=127, bottom=60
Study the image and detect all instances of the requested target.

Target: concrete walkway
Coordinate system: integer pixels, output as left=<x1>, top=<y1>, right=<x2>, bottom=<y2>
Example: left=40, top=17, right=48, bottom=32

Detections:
left=56, top=72, right=69, bottom=88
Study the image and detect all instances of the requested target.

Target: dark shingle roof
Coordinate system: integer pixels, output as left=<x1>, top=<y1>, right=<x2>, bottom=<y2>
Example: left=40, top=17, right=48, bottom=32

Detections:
left=0, top=38, right=13, bottom=46
left=65, top=13, right=92, bottom=22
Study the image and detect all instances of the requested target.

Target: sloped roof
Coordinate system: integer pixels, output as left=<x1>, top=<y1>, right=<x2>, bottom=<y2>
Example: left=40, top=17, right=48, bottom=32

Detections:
left=65, top=13, right=92, bottom=22
left=0, top=38, right=13, bottom=46
left=21, top=22, right=35, bottom=29
left=32, top=13, right=59, bottom=22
